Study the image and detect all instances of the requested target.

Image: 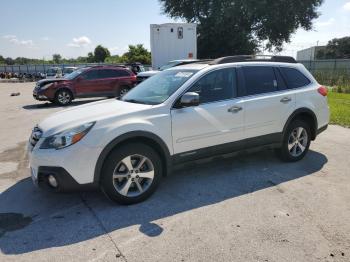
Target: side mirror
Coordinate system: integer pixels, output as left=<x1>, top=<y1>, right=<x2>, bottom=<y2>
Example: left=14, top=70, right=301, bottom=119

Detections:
left=179, top=92, right=199, bottom=107
left=76, top=76, right=83, bottom=82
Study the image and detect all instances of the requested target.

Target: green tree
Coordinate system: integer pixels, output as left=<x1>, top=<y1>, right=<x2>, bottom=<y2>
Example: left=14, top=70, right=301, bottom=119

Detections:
left=120, top=44, right=151, bottom=64
left=94, top=45, right=111, bottom=62
left=5, top=57, right=15, bottom=65
left=87, top=52, right=95, bottom=63
left=0, top=55, right=5, bottom=65
left=159, top=0, right=323, bottom=58
left=105, top=55, right=122, bottom=64
left=52, top=54, right=62, bottom=64
left=316, top=37, right=350, bottom=59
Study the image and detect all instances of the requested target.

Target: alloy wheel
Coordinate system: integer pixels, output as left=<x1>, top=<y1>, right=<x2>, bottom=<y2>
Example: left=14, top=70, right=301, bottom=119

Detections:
left=112, top=154, right=155, bottom=197
left=119, top=88, right=129, bottom=97
left=57, top=91, right=71, bottom=105
left=288, top=127, right=308, bottom=157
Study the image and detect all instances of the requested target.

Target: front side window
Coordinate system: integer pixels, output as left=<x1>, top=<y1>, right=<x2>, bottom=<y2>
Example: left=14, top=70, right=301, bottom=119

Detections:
left=188, top=68, right=236, bottom=104
left=64, top=68, right=88, bottom=80
left=243, top=66, right=277, bottom=95
left=122, top=69, right=197, bottom=105
left=280, top=67, right=311, bottom=89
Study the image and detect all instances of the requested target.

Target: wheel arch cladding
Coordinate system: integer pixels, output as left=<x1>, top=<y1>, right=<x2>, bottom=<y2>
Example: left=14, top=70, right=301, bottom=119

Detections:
left=94, top=131, right=171, bottom=183
left=283, top=108, right=318, bottom=140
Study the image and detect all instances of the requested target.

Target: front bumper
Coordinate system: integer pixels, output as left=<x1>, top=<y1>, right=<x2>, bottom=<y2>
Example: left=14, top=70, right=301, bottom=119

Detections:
left=32, top=166, right=96, bottom=192
left=33, top=91, right=49, bottom=101
left=27, top=140, right=101, bottom=192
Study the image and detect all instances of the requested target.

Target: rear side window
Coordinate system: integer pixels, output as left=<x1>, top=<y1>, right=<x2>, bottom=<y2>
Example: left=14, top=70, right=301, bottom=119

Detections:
left=242, top=66, right=277, bottom=95
left=188, top=68, right=237, bottom=104
left=95, top=69, right=131, bottom=79
left=280, top=67, right=311, bottom=89
left=117, top=70, right=131, bottom=77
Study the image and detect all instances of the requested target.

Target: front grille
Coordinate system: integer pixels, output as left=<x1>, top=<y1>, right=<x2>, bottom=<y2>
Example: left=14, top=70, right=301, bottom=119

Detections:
left=29, top=126, right=43, bottom=148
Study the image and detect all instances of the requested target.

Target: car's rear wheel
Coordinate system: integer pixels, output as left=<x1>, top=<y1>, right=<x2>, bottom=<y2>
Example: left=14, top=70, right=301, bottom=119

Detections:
left=277, top=119, right=311, bottom=162
left=118, top=86, right=130, bottom=98
left=55, top=89, right=72, bottom=106
left=100, top=143, right=162, bottom=204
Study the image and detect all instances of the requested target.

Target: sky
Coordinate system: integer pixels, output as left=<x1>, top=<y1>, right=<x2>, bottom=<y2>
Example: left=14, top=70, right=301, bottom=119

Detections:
left=0, top=0, right=349, bottom=59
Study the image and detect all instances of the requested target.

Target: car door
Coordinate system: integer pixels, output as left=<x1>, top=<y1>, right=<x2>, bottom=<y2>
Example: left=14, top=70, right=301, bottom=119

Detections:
left=240, top=65, right=296, bottom=142
left=98, top=69, right=120, bottom=95
left=75, top=69, right=102, bottom=97
left=171, top=68, right=245, bottom=158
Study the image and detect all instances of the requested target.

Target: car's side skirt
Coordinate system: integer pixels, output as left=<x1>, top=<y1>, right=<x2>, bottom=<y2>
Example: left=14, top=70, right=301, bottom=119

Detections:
left=171, top=133, right=283, bottom=164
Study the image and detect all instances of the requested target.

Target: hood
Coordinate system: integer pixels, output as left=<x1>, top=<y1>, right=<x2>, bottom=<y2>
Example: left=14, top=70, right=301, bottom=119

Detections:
left=36, top=78, right=67, bottom=87
left=137, top=71, right=159, bottom=77
left=38, top=99, right=152, bottom=137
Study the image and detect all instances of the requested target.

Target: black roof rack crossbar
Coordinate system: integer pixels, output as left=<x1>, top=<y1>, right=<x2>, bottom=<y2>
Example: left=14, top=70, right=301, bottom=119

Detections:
left=209, top=55, right=297, bottom=65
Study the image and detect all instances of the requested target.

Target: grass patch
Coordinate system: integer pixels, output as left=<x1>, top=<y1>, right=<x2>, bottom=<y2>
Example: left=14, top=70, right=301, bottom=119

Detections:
left=328, top=92, right=350, bottom=127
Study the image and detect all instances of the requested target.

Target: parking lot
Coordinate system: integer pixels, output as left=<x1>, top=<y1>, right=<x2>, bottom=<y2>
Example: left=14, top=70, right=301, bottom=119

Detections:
left=0, top=82, right=349, bottom=261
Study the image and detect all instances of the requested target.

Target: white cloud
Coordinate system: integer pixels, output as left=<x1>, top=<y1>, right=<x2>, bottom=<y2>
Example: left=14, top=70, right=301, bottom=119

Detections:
left=3, top=35, right=34, bottom=47
left=344, top=2, right=350, bottom=11
left=3, top=35, right=16, bottom=39
left=315, top=18, right=335, bottom=27
left=67, top=36, right=91, bottom=48
left=108, top=46, right=128, bottom=55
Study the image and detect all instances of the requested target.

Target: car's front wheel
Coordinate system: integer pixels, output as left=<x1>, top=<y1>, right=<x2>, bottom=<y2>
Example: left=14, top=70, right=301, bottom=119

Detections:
left=55, top=89, right=73, bottom=106
left=278, top=119, right=311, bottom=162
left=100, top=143, right=162, bottom=204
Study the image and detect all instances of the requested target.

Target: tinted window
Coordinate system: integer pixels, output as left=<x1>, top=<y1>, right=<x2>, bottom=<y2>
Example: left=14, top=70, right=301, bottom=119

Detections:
left=117, top=70, right=131, bottom=77
left=243, top=66, right=277, bottom=95
left=99, top=69, right=119, bottom=78
left=280, top=67, right=311, bottom=89
left=81, top=70, right=98, bottom=80
left=274, top=68, right=287, bottom=90
left=188, top=68, right=236, bottom=104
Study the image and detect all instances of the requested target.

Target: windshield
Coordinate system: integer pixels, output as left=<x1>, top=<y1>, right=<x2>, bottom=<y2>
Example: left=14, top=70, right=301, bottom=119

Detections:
left=122, top=69, right=198, bottom=105
left=46, top=68, right=58, bottom=75
left=63, top=68, right=75, bottom=74
left=64, top=68, right=88, bottom=80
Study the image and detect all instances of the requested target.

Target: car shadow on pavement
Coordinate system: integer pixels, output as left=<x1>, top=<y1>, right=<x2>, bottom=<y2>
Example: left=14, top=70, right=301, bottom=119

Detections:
left=0, top=149, right=328, bottom=254
left=22, top=98, right=107, bottom=110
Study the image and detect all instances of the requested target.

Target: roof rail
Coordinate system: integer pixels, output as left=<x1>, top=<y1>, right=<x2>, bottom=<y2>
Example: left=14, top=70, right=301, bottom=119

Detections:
left=210, top=55, right=297, bottom=65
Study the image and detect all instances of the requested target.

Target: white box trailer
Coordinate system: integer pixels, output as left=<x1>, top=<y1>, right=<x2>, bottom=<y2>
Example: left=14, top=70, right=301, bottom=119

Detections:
left=150, top=23, right=197, bottom=69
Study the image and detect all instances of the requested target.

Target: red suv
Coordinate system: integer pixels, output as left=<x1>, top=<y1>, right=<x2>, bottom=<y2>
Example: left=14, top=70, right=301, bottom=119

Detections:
left=33, top=66, right=137, bottom=105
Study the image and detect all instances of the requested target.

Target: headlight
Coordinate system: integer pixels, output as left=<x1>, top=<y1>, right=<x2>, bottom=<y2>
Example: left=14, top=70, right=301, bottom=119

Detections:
left=40, top=122, right=95, bottom=149
left=40, top=83, right=53, bottom=90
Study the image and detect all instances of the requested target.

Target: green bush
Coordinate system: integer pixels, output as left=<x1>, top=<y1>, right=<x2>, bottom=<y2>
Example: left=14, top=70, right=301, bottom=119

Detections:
left=313, top=70, right=350, bottom=93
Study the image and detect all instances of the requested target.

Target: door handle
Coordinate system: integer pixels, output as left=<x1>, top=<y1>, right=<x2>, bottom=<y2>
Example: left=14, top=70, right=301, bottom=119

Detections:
left=228, top=106, right=242, bottom=113
left=280, top=97, right=292, bottom=103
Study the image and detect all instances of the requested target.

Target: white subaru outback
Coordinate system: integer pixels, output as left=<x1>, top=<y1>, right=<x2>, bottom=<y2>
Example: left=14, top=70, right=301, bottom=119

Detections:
left=28, top=55, right=329, bottom=204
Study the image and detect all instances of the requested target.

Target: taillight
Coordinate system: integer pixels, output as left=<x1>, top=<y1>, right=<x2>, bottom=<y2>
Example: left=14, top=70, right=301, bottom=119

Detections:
left=317, top=86, right=328, bottom=96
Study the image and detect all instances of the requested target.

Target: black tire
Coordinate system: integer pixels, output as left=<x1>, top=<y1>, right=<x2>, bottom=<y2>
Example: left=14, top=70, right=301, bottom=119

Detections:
left=118, top=86, right=130, bottom=98
left=100, top=143, right=162, bottom=205
left=55, top=89, right=73, bottom=106
left=277, top=119, right=311, bottom=162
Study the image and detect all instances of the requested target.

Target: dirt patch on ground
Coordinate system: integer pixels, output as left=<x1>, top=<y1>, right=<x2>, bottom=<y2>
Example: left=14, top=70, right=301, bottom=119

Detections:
left=0, top=142, right=28, bottom=180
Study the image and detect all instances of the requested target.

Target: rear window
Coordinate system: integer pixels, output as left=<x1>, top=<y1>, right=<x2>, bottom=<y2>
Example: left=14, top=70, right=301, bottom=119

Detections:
left=280, top=67, right=311, bottom=89
left=242, top=66, right=277, bottom=95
